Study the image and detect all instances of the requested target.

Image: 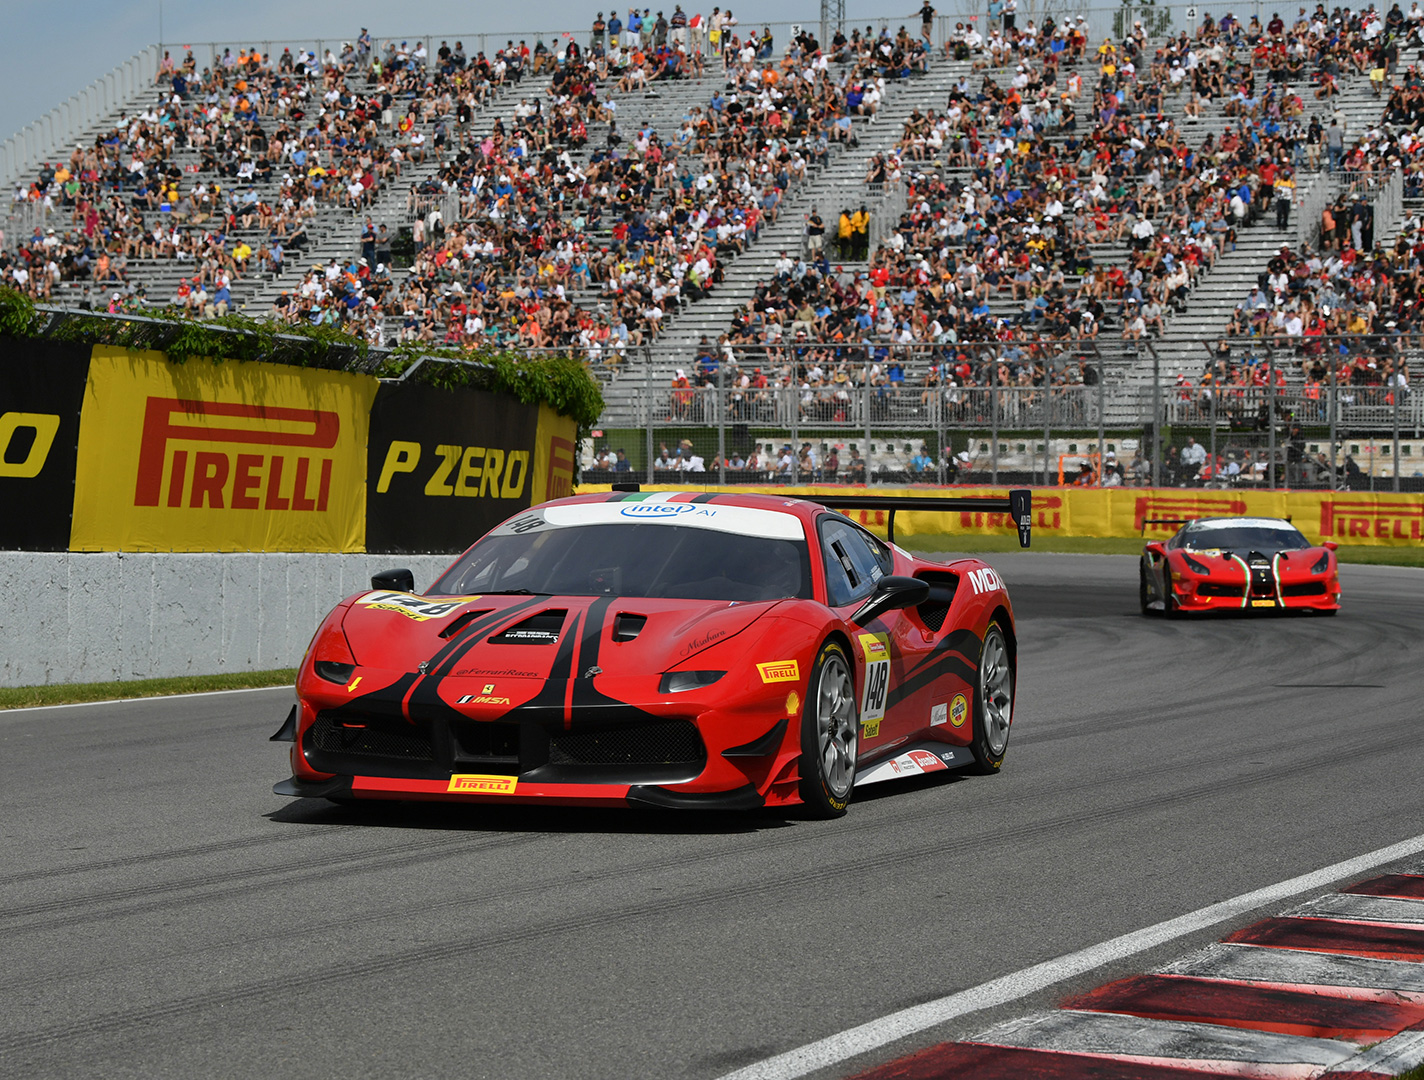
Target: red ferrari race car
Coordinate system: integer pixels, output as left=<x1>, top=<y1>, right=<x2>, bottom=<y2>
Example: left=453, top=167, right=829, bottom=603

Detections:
left=1139, top=516, right=1341, bottom=616
left=273, top=487, right=1032, bottom=817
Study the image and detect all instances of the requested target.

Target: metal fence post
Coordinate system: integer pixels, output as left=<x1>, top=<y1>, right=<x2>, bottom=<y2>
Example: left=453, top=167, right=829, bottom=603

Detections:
left=1151, top=346, right=1161, bottom=488
left=990, top=357, right=999, bottom=486
left=935, top=378, right=945, bottom=486
left=645, top=357, right=654, bottom=486
left=790, top=386, right=800, bottom=485
left=1267, top=351, right=1277, bottom=488
left=1042, top=388, right=1051, bottom=489
left=863, top=382, right=871, bottom=486
left=1393, top=374, right=1402, bottom=493
left=1329, top=351, right=1338, bottom=490
left=717, top=361, right=726, bottom=486
left=1096, top=351, right=1105, bottom=487
left=1209, top=375, right=1218, bottom=486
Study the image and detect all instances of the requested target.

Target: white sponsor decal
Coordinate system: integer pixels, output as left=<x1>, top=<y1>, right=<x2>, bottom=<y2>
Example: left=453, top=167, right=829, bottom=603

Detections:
left=930, top=702, right=948, bottom=727
left=858, top=633, right=890, bottom=726
left=355, top=591, right=473, bottom=621
left=530, top=500, right=806, bottom=540
left=966, top=567, right=1004, bottom=596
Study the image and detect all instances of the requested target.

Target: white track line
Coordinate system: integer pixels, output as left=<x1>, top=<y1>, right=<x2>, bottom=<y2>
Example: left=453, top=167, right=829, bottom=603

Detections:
left=0, top=683, right=292, bottom=717
left=719, top=832, right=1424, bottom=1080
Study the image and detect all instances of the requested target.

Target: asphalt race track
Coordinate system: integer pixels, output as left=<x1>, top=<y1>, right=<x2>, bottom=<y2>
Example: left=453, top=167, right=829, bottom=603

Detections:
left=2, top=554, right=1422, bottom=1080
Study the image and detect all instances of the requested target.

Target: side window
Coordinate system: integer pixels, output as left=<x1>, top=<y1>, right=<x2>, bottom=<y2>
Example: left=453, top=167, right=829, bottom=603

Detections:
left=818, top=516, right=885, bottom=607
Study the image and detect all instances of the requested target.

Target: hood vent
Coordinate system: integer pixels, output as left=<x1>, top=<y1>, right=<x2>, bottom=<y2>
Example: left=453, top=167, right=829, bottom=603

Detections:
left=613, top=613, right=647, bottom=642
left=490, top=610, right=567, bottom=645
left=439, top=609, right=493, bottom=639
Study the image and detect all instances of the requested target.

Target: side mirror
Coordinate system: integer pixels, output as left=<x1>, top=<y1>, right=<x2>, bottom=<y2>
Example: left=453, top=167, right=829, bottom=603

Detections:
left=1322, top=541, right=1339, bottom=552
left=851, top=575, right=930, bottom=627
left=371, top=568, right=416, bottom=593
left=1144, top=541, right=1167, bottom=559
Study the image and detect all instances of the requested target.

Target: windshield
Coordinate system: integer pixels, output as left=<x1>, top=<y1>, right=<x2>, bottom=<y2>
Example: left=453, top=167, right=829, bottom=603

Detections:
left=1179, top=526, right=1312, bottom=552
left=430, top=522, right=812, bottom=602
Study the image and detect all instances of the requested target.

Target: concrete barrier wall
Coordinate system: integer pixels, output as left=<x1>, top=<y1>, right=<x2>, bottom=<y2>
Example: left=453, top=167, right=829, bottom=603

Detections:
left=1, top=552, right=455, bottom=687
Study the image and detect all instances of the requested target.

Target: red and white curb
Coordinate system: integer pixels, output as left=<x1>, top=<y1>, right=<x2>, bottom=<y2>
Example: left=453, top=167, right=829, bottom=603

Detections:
left=851, top=867, right=1424, bottom=1079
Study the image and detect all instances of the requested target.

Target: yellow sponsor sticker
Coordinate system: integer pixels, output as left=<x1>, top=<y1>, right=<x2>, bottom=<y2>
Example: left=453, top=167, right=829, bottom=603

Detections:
left=857, top=632, right=888, bottom=658
left=950, top=693, right=969, bottom=728
left=447, top=774, right=518, bottom=795
left=861, top=718, right=881, bottom=739
left=1251, top=599, right=1276, bottom=607
left=758, top=660, right=800, bottom=683
left=785, top=691, right=801, bottom=716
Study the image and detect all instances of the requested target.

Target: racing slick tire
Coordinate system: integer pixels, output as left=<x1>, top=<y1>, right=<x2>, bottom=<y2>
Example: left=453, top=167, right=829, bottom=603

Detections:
left=798, top=640, right=858, bottom=818
left=1139, top=559, right=1156, bottom=615
left=967, top=620, right=1015, bottom=775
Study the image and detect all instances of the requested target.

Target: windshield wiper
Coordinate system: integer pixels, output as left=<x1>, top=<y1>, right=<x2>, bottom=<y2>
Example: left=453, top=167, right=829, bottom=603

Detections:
left=483, top=588, right=543, bottom=595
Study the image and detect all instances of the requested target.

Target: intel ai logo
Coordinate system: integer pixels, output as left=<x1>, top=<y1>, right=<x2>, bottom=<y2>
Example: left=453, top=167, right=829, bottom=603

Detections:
left=620, top=502, right=701, bottom=518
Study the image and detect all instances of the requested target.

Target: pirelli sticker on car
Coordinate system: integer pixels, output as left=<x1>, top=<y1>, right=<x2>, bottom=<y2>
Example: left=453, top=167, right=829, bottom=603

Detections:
left=950, top=693, right=968, bottom=728
left=356, top=591, right=476, bottom=621
left=447, top=774, right=518, bottom=795
left=858, top=632, right=890, bottom=726
left=966, top=567, right=1004, bottom=595
left=758, top=660, right=800, bottom=683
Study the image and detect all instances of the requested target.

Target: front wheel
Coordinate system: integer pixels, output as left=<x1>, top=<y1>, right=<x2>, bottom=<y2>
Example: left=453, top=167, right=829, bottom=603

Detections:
left=798, top=640, right=858, bottom=818
left=1139, top=559, right=1155, bottom=615
left=967, top=621, right=1015, bottom=774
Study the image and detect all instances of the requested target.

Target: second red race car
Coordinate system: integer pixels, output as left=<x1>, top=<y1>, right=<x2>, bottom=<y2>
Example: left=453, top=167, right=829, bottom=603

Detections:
left=1139, top=516, right=1341, bottom=616
left=273, top=488, right=1031, bottom=817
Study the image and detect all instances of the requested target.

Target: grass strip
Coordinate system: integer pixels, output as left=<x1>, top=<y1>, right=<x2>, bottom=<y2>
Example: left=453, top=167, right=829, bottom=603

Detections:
left=0, top=669, right=296, bottom=711
left=904, top=534, right=1424, bottom=566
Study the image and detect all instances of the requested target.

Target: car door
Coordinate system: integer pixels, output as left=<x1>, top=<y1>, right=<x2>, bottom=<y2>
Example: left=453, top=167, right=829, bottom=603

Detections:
left=815, top=514, right=927, bottom=750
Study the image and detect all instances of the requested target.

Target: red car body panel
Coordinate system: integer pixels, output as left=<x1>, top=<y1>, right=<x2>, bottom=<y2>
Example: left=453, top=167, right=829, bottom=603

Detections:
left=278, top=491, right=1016, bottom=809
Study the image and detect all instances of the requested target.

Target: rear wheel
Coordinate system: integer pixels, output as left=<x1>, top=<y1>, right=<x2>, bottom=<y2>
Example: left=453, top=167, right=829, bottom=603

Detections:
left=967, top=621, right=1014, bottom=774
left=798, top=641, right=857, bottom=818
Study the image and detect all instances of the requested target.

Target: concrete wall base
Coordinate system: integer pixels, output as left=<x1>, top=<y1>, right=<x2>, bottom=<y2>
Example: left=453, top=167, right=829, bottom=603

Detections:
left=1, top=552, right=455, bottom=687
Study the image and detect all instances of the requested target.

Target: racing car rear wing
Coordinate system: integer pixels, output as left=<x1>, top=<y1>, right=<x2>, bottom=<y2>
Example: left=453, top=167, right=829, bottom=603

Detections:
left=813, top=490, right=1032, bottom=548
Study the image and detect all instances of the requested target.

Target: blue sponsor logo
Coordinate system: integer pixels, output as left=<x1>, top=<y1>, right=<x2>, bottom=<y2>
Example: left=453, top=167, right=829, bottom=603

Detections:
left=619, top=502, right=712, bottom=518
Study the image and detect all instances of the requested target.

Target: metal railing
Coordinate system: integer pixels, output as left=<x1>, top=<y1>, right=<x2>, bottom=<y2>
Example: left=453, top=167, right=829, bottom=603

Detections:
left=1, top=46, right=160, bottom=192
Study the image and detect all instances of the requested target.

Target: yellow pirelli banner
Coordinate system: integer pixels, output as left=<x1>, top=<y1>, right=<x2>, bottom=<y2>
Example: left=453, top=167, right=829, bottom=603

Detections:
left=72, top=348, right=378, bottom=552
left=580, top=485, right=1424, bottom=546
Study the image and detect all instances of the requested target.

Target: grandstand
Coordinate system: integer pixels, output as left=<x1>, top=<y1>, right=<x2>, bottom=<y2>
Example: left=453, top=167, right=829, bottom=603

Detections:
left=4, top=6, right=1422, bottom=487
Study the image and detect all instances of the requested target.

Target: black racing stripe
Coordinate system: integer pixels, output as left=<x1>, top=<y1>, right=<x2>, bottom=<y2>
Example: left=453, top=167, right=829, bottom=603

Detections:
left=324, top=672, right=421, bottom=721
left=899, top=628, right=981, bottom=682
left=520, top=607, right=583, bottom=713
left=887, top=651, right=978, bottom=708
left=689, top=493, right=717, bottom=503
left=427, top=596, right=545, bottom=679
left=572, top=596, right=619, bottom=709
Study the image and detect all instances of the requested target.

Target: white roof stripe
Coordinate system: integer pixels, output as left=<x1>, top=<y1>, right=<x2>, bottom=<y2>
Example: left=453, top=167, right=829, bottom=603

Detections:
left=541, top=501, right=806, bottom=540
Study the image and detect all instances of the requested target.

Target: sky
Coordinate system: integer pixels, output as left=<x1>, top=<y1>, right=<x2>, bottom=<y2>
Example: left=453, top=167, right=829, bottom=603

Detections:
left=1, top=0, right=941, bottom=156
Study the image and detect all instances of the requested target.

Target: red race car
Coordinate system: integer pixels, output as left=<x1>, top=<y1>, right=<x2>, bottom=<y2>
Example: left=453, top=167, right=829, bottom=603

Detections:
left=273, top=487, right=1032, bottom=817
left=1139, top=516, right=1341, bottom=616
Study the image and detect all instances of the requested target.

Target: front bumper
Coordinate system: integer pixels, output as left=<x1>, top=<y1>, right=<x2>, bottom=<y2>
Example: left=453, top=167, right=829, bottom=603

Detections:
left=277, top=693, right=801, bottom=809
left=1172, top=571, right=1341, bottom=613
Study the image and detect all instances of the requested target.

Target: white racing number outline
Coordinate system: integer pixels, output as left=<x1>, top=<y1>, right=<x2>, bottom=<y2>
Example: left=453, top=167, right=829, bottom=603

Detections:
left=858, top=632, right=890, bottom=726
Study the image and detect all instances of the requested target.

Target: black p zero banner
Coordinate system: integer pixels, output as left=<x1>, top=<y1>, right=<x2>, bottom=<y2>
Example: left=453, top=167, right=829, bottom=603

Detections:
left=366, top=381, right=564, bottom=554
left=0, top=338, right=91, bottom=550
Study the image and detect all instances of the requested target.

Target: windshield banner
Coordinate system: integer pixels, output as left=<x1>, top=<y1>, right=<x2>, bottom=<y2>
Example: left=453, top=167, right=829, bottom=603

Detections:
left=580, top=485, right=1424, bottom=547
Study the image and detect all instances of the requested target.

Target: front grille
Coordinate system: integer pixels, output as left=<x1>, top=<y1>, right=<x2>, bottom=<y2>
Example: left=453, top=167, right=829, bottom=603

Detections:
left=1282, top=582, right=1327, bottom=597
left=1199, top=582, right=1244, bottom=597
left=308, top=713, right=434, bottom=760
left=452, top=720, right=520, bottom=760
left=549, top=720, right=705, bottom=766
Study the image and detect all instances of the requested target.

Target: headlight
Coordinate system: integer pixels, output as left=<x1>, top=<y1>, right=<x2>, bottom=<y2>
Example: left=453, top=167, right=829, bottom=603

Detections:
left=1311, top=551, right=1330, bottom=574
left=658, top=670, right=725, bottom=694
left=1182, top=554, right=1211, bottom=575
left=315, top=660, right=356, bottom=684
